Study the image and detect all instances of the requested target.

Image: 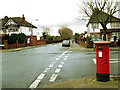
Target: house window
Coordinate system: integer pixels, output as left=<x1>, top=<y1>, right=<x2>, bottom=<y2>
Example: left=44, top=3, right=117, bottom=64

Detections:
left=8, top=27, right=18, bottom=32
left=92, top=23, right=99, bottom=29
left=110, top=23, right=119, bottom=28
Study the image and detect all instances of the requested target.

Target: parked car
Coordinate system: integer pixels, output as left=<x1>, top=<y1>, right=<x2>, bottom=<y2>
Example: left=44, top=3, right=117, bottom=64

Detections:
left=62, top=40, right=70, bottom=47
left=90, top=38, right=103, bottom=48
left=109, top=37, right=118, bottom=42
left=70, top=39, right=74, bottom=44
left=90, top=38, right=102, bottom=42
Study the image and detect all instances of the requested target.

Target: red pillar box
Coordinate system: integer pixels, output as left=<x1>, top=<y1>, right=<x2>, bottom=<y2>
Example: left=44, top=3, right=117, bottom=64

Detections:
left=94, top=41, right=111, bottom=82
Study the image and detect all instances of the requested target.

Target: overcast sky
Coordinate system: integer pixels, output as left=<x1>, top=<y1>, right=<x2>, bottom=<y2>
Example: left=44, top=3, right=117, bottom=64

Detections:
left=0, top=0, right=85, bottom=26
left=0, top=0, right=119, bottom=35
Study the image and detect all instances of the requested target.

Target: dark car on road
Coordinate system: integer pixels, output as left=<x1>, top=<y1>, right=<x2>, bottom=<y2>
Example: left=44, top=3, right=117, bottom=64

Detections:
left=62, top=40, right=70, bottom=47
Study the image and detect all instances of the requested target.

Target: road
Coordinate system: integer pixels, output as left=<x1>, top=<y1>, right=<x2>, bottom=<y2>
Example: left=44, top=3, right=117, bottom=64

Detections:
left=1, top=43, right=119, bottom=88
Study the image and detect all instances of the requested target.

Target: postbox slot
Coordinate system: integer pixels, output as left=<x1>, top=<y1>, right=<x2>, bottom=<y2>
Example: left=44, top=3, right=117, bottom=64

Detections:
left=97, top=48, right=103, bottom=50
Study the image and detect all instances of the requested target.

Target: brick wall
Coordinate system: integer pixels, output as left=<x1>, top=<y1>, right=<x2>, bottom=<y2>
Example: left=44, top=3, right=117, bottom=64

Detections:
left=4, top=40, right=27, bottom=49
left=36, top=40, right=46, bottom=45
left=27, top=36, right=46, bottom=46
left=76, top=36, right=117, bottom=48
left=76, top=37, right=93, bottom=48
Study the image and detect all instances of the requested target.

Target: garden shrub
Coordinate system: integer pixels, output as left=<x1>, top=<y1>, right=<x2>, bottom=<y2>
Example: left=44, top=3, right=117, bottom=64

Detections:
left=3, top=33, right=27, bottom=44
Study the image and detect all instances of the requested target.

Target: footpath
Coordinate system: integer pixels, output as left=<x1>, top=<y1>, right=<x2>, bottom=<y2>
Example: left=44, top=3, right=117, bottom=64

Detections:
left=69, top=43, right=119, bottom=52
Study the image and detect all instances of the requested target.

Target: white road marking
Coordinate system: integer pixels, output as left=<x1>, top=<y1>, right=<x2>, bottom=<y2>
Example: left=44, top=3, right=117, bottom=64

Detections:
left=63, top=51, right=67, bottom=54
left=55, top=68, right=61, bottom=73
left=49, top=74, right=58, bottom=82
left=29, top=50, right=69, bottom=88
left=56, top=58, right=59, bottom=61
left=110, top=59, right=120, bottom=60
left=49, top=64, right=54, bottom=68
left=93, top=59, right=120, bottom=64
left=37, top=74, right=45, bottom=80
left=58, top=64, right=63, bottom=68
left=93, top=59, right=96, bottom=64
left=59, top=54, right=64, bottom=58
left=29, top=80, right=41, bottom=88
left=58, top=51, right=68, bottom=58
left=61, top=62, right=65, bottom=65
left=110, top=51, right=119, bottom=52
left=64, top=58, right=67, bottom=60
left=43, top=68, right=51, bottom=73
left=110, top=61, right=120, bottom=63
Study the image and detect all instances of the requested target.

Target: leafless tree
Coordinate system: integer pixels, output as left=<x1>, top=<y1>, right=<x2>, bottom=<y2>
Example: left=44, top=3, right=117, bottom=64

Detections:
left=79, top=0, right=120, bottom=40
left=58, top=27, right=73, bottom=40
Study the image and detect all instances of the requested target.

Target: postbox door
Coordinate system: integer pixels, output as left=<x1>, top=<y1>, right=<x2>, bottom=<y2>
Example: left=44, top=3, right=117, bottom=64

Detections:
left=102, top=46, right=109, bottom=74
left=97, top=49, right=104, bottom=74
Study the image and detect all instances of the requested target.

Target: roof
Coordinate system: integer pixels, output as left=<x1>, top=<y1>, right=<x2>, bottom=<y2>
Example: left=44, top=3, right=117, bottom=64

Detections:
left=0, top=16, right=37, bottom=28
left=100, top=28, right=120, bottom=33
left=86, top=12, right=120, bottom=27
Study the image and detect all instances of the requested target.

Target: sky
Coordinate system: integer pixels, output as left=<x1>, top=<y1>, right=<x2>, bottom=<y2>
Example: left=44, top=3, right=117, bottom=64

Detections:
left=0, top=0, right=84, bottom=26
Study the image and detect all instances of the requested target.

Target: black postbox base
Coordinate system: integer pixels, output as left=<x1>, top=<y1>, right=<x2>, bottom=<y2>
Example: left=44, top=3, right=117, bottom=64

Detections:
left=96, top=73, right=110, bottom=82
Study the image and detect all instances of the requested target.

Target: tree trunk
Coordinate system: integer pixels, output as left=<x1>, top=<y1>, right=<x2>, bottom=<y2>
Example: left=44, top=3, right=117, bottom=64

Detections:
left=103, top=26, right=107, bottom=41
left=101, top=24, right=107, bottom=41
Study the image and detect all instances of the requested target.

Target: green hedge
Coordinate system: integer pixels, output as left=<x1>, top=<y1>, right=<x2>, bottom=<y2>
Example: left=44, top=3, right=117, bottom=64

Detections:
left=44, top=35, right=62, bottom=44
left=3, top=33, right=27, bottom=44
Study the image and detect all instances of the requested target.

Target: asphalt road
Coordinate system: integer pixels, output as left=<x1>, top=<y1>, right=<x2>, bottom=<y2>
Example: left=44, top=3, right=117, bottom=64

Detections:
left=1, top=43, right=119, bottom=88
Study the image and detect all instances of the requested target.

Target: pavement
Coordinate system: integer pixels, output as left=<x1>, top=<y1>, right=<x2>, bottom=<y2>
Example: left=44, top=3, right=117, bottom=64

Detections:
left=1, top=42, right=120, bottom=88
left=43, top=76, right=119, bottom=88
left=70, top=43, right=119, bottom=52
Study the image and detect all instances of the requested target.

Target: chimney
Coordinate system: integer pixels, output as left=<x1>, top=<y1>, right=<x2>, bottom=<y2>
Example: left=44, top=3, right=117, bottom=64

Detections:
left=22, top=14, right=25, bottom=23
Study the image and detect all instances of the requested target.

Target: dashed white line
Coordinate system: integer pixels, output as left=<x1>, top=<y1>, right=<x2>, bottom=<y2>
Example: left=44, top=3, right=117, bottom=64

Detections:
left=58, top=64, right=63, bottom=68
left=53, top=45, right=56, bottom=46
left=56, top=58, right=59, bottom=61
left=55, top=68, right=61, bottom=73
left=37, top=73, right=45, bottom=80
left=29, top=50, right=70, bottom=88
left=64, top=58, right=67, bottom=61
left=49, top=74, right=58, bottom=82
left=61, top=61, right=65, bottom=65
left=29, top=80, right=41, bottom=88
left=49, top=64, right=54, bottom=68
left=43, top=68, right=51, bottom=73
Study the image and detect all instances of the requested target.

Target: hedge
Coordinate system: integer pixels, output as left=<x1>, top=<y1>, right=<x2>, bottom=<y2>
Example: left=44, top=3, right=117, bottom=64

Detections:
left=3, top=33, right=27, bottom=44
